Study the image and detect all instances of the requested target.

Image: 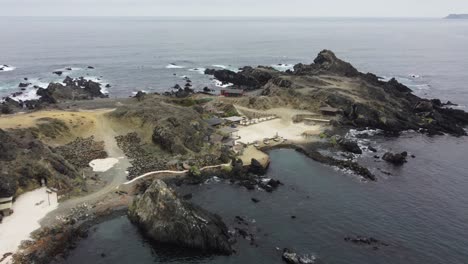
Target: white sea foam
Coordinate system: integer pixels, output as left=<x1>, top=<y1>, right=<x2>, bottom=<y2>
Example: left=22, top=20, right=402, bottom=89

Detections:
left=272, top=63, right=295, bottom=72
left=55, top=67, right=83, bottom=72
left=212, top=64, right=227, bottom=69
left=131, top=90, right=148, bottom=95
left=0, top=65, right=16, bottom=72
left=166, top=63, right=185, bottom=69
left=213, top=79, right=233, bottom=88
left=9, top=88, right=41, bottom=102
left=407, top=84, right=431, bottom=90
left=378, top=76, right=391, bottom=82
left=188, top=68, right=206, bottom=74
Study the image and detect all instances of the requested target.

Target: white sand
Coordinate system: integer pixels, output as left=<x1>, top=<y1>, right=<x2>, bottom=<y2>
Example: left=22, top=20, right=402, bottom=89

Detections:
left=0, top=187, right=58, bottom=258
left=89, top=158, right=119, bottom=172
left=237, top=119, right=322, bottom=144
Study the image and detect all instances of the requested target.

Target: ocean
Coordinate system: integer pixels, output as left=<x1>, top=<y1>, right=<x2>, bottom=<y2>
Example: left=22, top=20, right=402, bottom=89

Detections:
left=2, top=17, right=468, bottom=264
left=1, top=17, right=468, bottom=106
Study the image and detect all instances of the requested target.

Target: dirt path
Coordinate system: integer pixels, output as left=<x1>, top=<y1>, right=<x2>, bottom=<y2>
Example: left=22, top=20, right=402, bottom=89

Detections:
left=122, top=162, right=232, bottom=186
left=40, top=111, right=131, bottom=226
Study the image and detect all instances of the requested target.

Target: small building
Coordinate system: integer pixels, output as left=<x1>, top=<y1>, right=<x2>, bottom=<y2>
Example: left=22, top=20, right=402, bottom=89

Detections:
left=222, top=138, right=236, bottom=149
left=223, top=116, right=244, bottom=124
left=319, top=106, right=341, bottom=116
left=208, top=134, right=223, bottom=145
left=0, top=196, right=13, bottom=216
left=205, top=117, right=225, bottom=127
left=220, top=88, right=244, bottom=97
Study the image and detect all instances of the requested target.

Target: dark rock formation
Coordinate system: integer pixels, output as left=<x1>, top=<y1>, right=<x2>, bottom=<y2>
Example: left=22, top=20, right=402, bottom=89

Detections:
left=344, top=235, right=389, bottom=250
left=128, top=180, right=233, bottom=254
left=134, top=91, right=147, bottom=101
left=338, top=138, right=362, bottom=154
left=295, top=146, right=376, bottom=181
left=382, top=152, right=408, bottom=165
left=18, top=82, right=31, bottom=88
left=248, top=158, right=268, bottom=175
left=24, top=76, right=108, bottom=108
left=204, top=66, right=278, bottom=90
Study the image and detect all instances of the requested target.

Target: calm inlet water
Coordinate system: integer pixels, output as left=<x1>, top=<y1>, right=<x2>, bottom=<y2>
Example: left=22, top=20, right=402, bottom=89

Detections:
left=65, top=133, right=468, bottom=264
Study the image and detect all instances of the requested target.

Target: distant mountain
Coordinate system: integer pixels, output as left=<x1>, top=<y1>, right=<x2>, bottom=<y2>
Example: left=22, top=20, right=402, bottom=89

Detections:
left=445, top=14, right=468, bottom=19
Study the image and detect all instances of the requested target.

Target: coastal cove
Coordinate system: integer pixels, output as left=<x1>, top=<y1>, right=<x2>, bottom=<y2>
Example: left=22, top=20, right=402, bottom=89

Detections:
left=64, top=138, right=468, bottom=264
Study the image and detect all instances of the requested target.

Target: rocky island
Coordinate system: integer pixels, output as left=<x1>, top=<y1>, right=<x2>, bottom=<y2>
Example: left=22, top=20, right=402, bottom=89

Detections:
left=1, top=50, right=468, bottom=263
left=445, top=14, right=468, bottom=19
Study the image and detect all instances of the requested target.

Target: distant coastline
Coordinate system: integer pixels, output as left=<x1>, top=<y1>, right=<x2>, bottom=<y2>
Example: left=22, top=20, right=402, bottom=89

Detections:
left=445, top=14, right=468, bottom=19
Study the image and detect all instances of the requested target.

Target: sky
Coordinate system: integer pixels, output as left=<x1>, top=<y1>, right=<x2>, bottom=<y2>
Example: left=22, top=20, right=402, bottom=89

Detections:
left=0, top=0, right=467, bottom=17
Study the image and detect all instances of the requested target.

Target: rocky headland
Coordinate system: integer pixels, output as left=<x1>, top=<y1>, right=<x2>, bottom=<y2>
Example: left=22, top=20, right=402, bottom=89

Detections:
left=205, top=50, right=468, bottom=136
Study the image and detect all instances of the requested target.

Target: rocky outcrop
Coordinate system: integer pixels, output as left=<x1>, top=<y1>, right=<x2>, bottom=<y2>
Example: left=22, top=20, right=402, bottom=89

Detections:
left=0, top=128, right=82, bottom=197
left=152, top=116, right=207, bottom=155
left=16, top=76, right=109, bottom=110
left=229, top=50, right=468, bottom=136
left=128, top=180, right=233, bottom=254
left=295, top=146, right=376, bottom=181
left=205, top=66, right=278, bottom=90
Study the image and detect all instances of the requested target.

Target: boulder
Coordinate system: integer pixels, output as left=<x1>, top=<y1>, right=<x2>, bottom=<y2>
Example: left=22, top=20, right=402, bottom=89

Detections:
left=414, top=100, right=433, bottom=113
left=128, top=180, right=233, bottom=254
left=18, top=82, right=31, bottom=88
left=134, top=91, right=147, bottom=101
left=382, top=151, right=407, bottom=165
left=338, top=139, right=362, bottom=154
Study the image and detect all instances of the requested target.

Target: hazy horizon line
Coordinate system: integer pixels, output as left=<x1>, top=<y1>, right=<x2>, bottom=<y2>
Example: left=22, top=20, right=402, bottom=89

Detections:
left=0, top=15, right=448, bottom=19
